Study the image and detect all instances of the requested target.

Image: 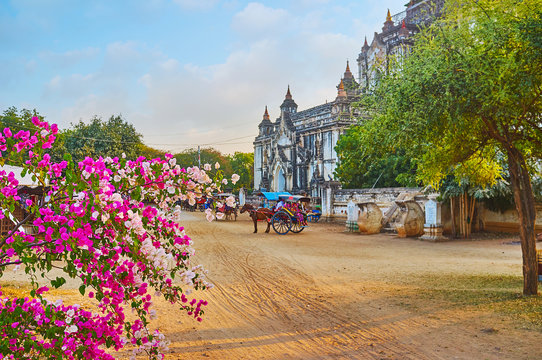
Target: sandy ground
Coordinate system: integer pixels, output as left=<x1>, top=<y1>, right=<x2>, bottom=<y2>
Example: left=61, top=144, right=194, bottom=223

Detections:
left=3, top=211, right=540, bottom=359
left=124, top=212, right=539, bottom=360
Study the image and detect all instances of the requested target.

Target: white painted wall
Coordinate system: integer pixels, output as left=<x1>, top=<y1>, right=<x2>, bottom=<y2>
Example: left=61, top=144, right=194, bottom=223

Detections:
left=254, top=145, right=262, bottom=189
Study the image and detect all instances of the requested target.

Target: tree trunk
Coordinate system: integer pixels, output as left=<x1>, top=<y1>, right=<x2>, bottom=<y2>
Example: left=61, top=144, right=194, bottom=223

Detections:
left=461, top=193, right=465, bottom=238
left=450, top=197, right=456, bottom=238
left=507, top=147, right=538, bottom=296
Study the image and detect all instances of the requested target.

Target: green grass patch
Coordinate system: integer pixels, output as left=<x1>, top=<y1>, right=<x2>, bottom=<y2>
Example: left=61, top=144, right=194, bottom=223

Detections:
left=399, top=274, right=542, bottom=331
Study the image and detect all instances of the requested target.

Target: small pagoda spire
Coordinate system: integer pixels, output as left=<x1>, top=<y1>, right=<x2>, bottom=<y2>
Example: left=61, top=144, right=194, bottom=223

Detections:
left=362, top=36, right=369, bottom=51
left=285, top=85, right=292, bottom=100
left=399, top=19, right=409, bottom=38
left=344, top=60, right=353, bottom=79
left=383, top=9, right=394, bottom=31
left=263, top=105, right=270, bottom=120
left=336, top=79, right=347, bottom=98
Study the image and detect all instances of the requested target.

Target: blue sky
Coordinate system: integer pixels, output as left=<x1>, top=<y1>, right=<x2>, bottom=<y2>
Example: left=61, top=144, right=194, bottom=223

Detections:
left=1, top=0, right=408, bottom=153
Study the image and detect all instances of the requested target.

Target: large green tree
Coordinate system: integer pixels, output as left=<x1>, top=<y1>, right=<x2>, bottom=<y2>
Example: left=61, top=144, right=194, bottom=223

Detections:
left=174, top=148, right=254, bottom=190
left=64, top=115, right=144, bottom=162
left=360, top=0, right=542, bottom=294
left=228, top=151, right=254, bottom=189
left=0, top=107, right=67, bottom=164
left=335, top=124, right=418, bottom=188
left=174, top=147, right=233, bottom=174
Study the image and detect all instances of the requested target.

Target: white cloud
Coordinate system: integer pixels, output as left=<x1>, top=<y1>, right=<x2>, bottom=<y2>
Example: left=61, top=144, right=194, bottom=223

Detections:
left=44, top=73, right=96, bottom=100
left=160, top=59, right=180, bottom=71
left=37, top=2, right=408, bottom=155
left=231, top=3, right=291, bottom=38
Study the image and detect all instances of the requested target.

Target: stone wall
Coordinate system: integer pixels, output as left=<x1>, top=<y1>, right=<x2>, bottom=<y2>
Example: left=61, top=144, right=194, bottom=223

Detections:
left=325, top=187, right=542, bottom=235
left=479, top=203, right=542, bottom=233
left=328, top=187, right=424, bottom=218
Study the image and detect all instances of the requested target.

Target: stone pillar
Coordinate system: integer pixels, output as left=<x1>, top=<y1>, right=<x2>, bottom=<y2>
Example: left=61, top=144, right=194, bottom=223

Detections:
left=239, top=188, right=246, bottom=206
left=322, top=187, right=332, bottom=217
left=345, top=199, right=360, bottom=232
left=421, top=196, right=447, bottom=241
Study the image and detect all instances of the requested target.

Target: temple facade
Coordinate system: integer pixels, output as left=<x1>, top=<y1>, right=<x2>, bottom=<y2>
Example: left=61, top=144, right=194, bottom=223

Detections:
left=253, top=0, right=444, bottom=198
left=253, top=63, right=359, bottom=197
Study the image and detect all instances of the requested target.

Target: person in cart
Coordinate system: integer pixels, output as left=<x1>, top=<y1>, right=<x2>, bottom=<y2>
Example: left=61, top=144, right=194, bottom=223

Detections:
left=274, top=198, right=286, bottom=212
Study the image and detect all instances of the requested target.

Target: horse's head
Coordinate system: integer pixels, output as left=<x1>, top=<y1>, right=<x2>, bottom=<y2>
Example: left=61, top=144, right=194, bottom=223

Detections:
left=240, top=203, right=253, bottom=214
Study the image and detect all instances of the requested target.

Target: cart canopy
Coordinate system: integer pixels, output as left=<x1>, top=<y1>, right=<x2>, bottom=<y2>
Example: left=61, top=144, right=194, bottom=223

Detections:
left=257, top=192, right=292, bottom=201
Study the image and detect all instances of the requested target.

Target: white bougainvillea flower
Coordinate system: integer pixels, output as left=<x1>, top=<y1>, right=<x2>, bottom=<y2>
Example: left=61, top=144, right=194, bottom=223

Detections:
left=226, top=196, right=235, bottom=208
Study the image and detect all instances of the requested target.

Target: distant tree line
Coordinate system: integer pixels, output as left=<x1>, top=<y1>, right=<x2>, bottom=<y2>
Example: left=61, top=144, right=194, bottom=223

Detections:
left=0, top=107, right=253, bottom=190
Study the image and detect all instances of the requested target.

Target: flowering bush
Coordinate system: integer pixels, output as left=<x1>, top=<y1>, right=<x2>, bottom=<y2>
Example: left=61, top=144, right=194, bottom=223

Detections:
left=0, top=118, right=240, bottom=359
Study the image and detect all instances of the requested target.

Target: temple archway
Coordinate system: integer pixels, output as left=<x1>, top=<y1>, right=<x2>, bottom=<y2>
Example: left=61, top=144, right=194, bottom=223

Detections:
left=273, top=165, right=285, bottom=192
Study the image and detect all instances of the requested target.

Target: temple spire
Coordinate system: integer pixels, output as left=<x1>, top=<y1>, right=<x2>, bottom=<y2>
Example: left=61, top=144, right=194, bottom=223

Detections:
left=399, top=19, right=409, bottom=38
left=336, top=79, right=346, bottom=99
left=344, top=60, right=353, bottom=79
left=383, top=8, right=394, bottom=31
left=263, top=105, right=270, bottom=120
left=285, top=85, right=292, bottom=100
left=362, top=36, right=369, bottom=51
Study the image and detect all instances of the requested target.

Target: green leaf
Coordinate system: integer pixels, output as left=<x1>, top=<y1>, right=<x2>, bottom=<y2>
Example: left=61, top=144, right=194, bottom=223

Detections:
left=51, top=277, right=66, bottom=289
left=79, top=285, right=86, bottom=296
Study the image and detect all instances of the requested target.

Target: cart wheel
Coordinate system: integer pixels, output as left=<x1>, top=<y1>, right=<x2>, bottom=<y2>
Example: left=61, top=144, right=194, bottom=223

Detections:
left=272, top=211, right=292, bottom=235
left=290, top=212, right=307, bottom=233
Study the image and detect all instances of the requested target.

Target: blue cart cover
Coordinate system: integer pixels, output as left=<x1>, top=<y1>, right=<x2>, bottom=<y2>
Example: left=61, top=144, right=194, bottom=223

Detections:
left=257, top=192, right=292, bottom=201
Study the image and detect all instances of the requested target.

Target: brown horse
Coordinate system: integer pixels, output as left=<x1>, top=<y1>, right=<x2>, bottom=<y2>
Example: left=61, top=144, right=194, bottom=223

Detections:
left=217, top=205, right=238, bottom=221
left=240, top=204, right=274, bottom=233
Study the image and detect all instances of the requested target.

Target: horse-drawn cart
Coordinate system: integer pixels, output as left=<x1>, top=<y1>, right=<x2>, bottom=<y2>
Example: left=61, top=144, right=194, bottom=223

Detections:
left=270, top=194, right=309, bottom=235
left=213, top=193, right=238, bottom=220
left=248, top=192, right=309, bottom=235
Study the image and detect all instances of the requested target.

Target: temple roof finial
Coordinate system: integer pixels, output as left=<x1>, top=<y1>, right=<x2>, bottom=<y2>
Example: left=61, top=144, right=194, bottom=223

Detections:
left=344, top=60, right=353, bottom=79
left=336, top=79, right=347, bottom=99
left=362, top=36, right=370, bottom=51
left=285, top=85, right=292, bottom=100
left=386, top=9, right=392, bottom=22
left=263, top=105, right=270, bottom=120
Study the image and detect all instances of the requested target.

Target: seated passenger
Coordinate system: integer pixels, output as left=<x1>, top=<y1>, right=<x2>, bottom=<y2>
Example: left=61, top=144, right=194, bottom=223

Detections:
left=274, top=199, right=285, bottom=211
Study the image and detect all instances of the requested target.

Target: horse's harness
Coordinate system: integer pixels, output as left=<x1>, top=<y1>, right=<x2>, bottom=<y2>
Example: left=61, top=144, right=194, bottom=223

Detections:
left=247, top=207, right=272, bottom=221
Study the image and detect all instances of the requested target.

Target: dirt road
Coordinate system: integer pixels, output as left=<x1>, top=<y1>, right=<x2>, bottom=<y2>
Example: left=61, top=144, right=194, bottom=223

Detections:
left=111, top=211, right=539, bottom=360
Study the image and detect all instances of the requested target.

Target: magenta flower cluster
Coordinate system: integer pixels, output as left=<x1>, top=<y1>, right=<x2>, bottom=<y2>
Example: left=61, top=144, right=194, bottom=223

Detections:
left=0, top=118, right=236, bottom=359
